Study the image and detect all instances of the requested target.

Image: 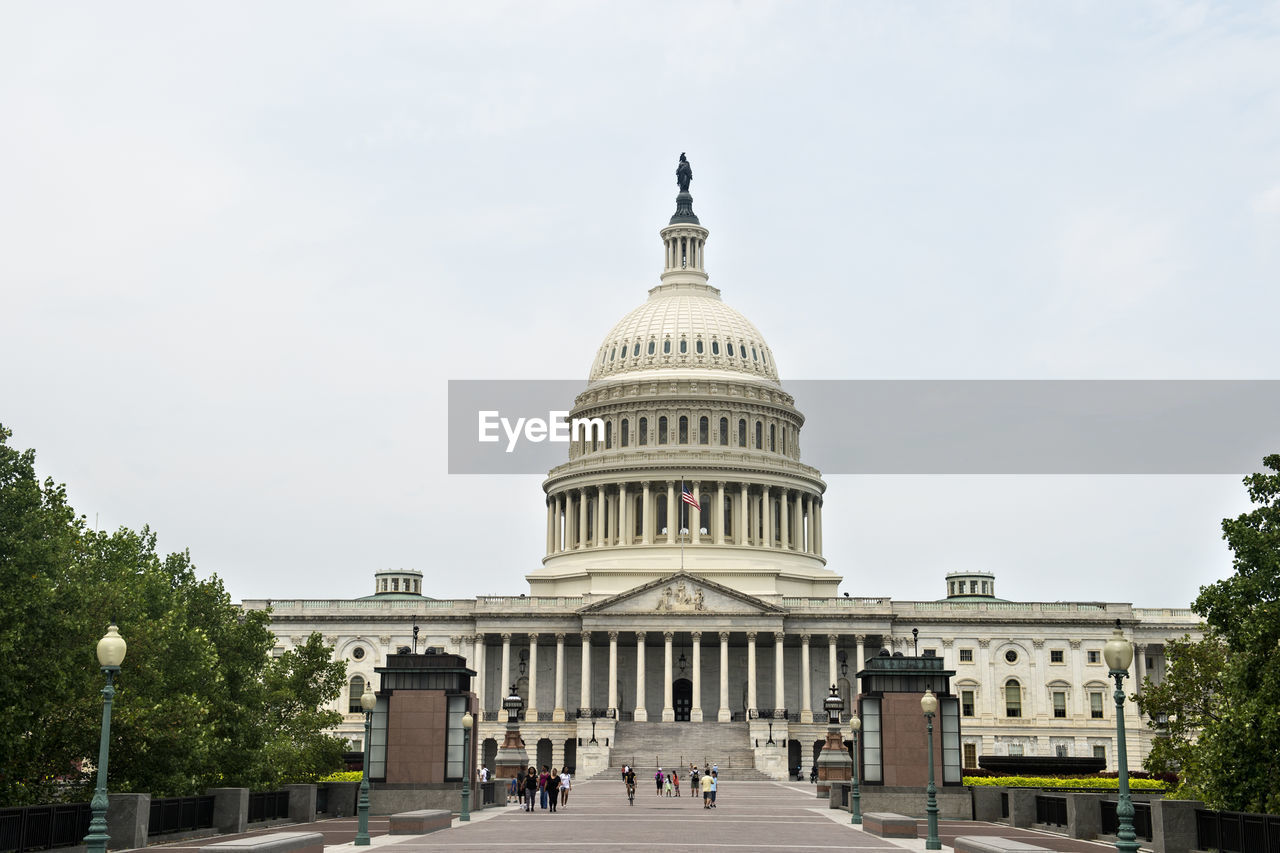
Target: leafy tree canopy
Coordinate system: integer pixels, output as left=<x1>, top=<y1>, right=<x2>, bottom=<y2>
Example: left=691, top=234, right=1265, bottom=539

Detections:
left=0, top=424, right=346, bottom=804
left=1138, top=454, right=1280, bottom=812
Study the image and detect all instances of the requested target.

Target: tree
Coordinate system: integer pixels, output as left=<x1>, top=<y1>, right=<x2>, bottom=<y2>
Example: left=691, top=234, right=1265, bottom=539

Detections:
left=1135, top=634, right=1226, bottom=799
left=1138, top=454, right=1280, bottom=812
left=0, top=424, right=347, bottom=804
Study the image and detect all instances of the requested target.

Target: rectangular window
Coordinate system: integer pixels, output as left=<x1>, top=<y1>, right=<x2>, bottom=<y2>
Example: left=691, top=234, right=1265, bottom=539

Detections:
left=1093, top=745, right=1106, bottom=761
left=1050, top=649, right=1064, bottom=663
left=923, top=649, right=937, bottom=657
left=1088, top=650, right=1101, bottom=664
left=1090, top=692, right=1104, bottom=719
left=959, top=648, right=973, bottom=663
left=445, top=694, right=467, bottom=781
left=963, top=742, right=978, bottom=769
left=1056, top=744, right=1068, bottom=757
left=1008, top=744, right=1023, bottom=756
left=1053, top=691, right=1066, bottom=718
left=961, top=689, right=975, bottom=717
left=860, top=698, right=882, bottom=784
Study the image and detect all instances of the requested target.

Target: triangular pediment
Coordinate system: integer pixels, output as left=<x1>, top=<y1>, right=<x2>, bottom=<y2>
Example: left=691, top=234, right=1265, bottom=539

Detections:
left=579, top=572, right=785, bottom=615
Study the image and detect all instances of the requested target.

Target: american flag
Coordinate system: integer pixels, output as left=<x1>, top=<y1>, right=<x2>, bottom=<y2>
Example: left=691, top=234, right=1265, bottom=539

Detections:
left=681, top=486, right=700, bottom=510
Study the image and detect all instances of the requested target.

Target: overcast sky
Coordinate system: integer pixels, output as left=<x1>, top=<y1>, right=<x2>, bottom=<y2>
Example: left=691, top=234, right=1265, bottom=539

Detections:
left=3, top=2, right=1277, bottom=610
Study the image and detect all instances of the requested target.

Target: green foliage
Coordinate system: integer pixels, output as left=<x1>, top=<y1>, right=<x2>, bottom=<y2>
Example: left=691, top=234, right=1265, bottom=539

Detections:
left=964, top=776, right=1167, bottom=790
left=0, top=425, right=347, bottom=804
left=1137, top=455, right=1280, bottom=813
left=318, top=770, right=363, bottom=782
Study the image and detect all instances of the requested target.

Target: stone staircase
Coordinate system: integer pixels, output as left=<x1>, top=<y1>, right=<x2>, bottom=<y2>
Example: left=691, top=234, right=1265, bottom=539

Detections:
left=597, top=721, right=774, bottom=781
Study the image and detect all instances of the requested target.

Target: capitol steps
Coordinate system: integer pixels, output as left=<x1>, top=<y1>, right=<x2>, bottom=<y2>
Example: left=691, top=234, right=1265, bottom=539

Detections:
left=595, top=721, right=774, bottom=781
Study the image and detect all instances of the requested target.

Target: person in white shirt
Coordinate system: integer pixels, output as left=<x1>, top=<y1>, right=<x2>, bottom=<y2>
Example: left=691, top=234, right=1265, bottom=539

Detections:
left=559, top=769, right=571, bottom=807
left=479, top=765, right=489, bottom=783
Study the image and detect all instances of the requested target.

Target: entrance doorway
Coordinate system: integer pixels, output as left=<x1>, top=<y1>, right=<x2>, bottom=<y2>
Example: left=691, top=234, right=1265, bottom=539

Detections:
left=673, top=678, right=692, bottom=721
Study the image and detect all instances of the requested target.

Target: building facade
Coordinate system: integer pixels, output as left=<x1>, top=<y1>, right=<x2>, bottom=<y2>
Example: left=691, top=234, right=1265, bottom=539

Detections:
left=242, top=168, right=1200, bottom=780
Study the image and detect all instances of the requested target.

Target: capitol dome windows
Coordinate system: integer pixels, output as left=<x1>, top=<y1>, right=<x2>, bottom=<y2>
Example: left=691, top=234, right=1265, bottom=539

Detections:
left=740, top=343, right=747, bottom=359
left=711, top=340, right=719, bottom=355
left=621, top=419, right=630, bottom=447
left=658, top=416, right=668, bottom=445
left=639, top=417, right=648, bottom=445
left=679, top=416, right=689, bottom=443
left=679, top=338, right=688, bottom=354
left=605, top=422, right=613, bottom=449
left=648, top=340, right=655, bottom=355
left=752, top=346, right=758, bottom=361
left=719, top=417, right=729, bottom=445
left=770, top=424, right=776, bottom=452
left=634, top=342, right=641, bottom=357
left=695, top=338, right=703, bottom=355
left=738, top=419, right=747, bottom=447
left=727, top=342, right=735, bottom=356
left=699, top=416, right=709, bottom=444
left=663, top=339, right=671, bottom=355
left=755, top=421, right=763, bottom=450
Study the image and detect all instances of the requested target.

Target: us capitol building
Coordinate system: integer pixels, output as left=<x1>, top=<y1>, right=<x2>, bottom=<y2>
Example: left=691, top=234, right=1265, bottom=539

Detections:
left=242, top=158, right=1200, bottom=781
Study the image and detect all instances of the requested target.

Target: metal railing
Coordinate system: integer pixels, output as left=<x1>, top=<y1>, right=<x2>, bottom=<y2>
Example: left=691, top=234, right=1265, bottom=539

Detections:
left=247, top=791, right=290, bottom=823
left=749, top=709, right=791, bottom=720
left=1102, top=799, right=1153, bottom=841
left=1035, top=794, right=1068, bottom=827
left=148, top=796, right=214, bottom=836
left=1196, top=808, right=1280, bottom=853
left=0, top=803, right=91, bottom=853
left=575, top=707, right=616, bottom=719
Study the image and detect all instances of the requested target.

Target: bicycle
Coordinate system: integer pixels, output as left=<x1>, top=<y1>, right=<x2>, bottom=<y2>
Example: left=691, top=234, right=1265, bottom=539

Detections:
left=625, top=780, right=635, bottom=805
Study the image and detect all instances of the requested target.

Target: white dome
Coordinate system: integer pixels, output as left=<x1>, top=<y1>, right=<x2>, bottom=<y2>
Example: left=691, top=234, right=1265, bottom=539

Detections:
left=589, top=282, right=779, bottom=383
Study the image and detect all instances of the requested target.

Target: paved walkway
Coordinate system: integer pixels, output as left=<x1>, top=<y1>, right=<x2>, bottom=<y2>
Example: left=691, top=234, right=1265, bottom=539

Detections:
left=319, top=780, right=1125, bottom=853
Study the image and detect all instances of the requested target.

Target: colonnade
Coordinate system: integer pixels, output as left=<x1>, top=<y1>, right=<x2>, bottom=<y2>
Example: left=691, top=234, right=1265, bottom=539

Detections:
left=544, top=481, right=823, bottom=556
left=479, top=630, right=867, bottom=724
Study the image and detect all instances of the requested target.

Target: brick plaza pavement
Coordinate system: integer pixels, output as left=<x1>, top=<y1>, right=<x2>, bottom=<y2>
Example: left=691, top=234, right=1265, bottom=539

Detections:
left=326, top=779, right=1122, bottom=853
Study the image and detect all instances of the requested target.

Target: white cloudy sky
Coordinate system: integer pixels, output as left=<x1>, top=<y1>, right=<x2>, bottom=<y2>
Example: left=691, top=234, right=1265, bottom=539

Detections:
left=3, top=2, right=1278, bottom=609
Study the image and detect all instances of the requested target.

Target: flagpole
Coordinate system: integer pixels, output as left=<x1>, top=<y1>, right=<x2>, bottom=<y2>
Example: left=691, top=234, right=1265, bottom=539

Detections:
left=680, top=476, right=685, bottom=571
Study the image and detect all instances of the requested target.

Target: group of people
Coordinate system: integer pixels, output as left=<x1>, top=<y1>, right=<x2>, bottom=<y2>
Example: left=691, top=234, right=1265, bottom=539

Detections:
left=507, top=765, right=572, bottom=813
left=619, top=763, right=719, bottom=809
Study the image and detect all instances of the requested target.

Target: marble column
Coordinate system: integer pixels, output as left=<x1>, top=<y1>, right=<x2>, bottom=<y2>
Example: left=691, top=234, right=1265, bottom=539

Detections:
left=762, top=486, right=773, bottom=548
left=526, top=634, right=539, bottom=719
left=800, top=634, right=812, bottom=723
left=642, top=481, right=652, bottom=545
left=828, top=634, right=838, bottom=694
left=596, top=485, right=606, bottom=547
left=553, top=633, right=566, bottom=721
left=662, top=631, right=675, bottom=721
left=546, top=499, right=554, bottom=554
left=565, top=491, right=575, bottom=549
left=774, top=631, right=785, bottom=712
left=691, top=631, right=703, bottom=722
left=608, top=631, right=619, bottom=715
left=814, top=499, right=823, bottom=555
left=691, top=483, right=701, bottom=543
left=578, top=488, right=588, bottom=550
left=714, top=482, right=725, bottom=545
left=619, top=484, right=629, bottom=545
left=580, top=632, right=591, bottom=714
left=501, top=633, right=512, bottom=697
left=718, top=632, right=731, bottom=722
left=855, top=635, right=865, bottom=682
left=747, top=631, right=758, bottom=713
left=739, top=484, right=749, bottom=545
left=634, top=632, right=648, bottom=721
left=473, top=634, right=486, bottom=713
left=779, top=490, right=790, bottom=550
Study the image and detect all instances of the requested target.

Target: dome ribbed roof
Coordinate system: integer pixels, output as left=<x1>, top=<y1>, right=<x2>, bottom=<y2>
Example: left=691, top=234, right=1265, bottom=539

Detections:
left=589, top=282, right=779, bottom=384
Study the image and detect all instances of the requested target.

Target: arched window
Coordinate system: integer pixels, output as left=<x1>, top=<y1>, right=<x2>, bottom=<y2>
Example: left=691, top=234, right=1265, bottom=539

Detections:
left=634, top=342, right=641, bottom=357
left=727, top=342, right=735, bottom=357
left=712, top=340, right=720, bottom=355
left=639, top=417, right=648, bottom=445
left=349, top=675, right=366, bottom=713
left=610, top=346, right=616, bottom=361
left=679, top=338, right=687, bottom=354
left=723, top=494, right=733, bottom=539
left=678, top=416, right=688, bottom=443
left=738, top=419, right=747, bottom=447
left=605, top=421, right=613, bottom=449
left=769, top=424, right=776, bottom=452
left=621, top=419, right=630, bottom=447
left=740, top=342, right=747, bottom=359
left=663, top=339, right=671, bottom=354
left=695, top=338, right=704, bottom=354
left=719, top=417, right=729, bottom=445
left=1005, top=680, right=1022, bottom=718
left=658, top=416, right=668, bottom=445
left=634, top=495, right=644, bottom=538
left=648, top=340, right=655, bottom=355
left=755, top=421, right=763, bottom=450
left=698, top=416, right=709, bottom=444
left=752, top=346, right=758, bottom=361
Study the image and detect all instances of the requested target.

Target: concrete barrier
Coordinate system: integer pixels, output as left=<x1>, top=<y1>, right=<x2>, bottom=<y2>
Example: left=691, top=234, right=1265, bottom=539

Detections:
left=863, top=812, right=918, bottom=838
left=955, top=837, right=1051, bottom=853
left=203, top=831, right=324, bottom=853
left=388, top=809, right=453, bottom=835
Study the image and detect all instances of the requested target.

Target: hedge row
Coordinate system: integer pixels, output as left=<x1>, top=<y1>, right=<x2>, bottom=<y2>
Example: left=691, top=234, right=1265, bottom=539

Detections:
left=965, top=775, right=1167, bottom=790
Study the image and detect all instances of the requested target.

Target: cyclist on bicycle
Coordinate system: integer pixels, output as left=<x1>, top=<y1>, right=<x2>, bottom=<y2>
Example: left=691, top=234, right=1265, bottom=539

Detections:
left=623, top=766, right=637, bottom=805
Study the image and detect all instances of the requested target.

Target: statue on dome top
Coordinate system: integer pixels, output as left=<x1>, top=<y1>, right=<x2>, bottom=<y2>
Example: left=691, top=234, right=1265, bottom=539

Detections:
left=676, top=153, right=693, bottom=193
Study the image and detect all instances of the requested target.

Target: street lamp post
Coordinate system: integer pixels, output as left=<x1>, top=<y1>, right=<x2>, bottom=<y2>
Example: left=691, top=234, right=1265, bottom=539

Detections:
left=921, top=687, right=941, bottom=851
left=849, top=712, right=862, bottom=825
left=84, top=623, right=127, bottom=853
left=1104, top=619, right=1140, bottom=853
left=460, top=712, right=473, bottom=822
left=355, top=682, right=376, bottom=846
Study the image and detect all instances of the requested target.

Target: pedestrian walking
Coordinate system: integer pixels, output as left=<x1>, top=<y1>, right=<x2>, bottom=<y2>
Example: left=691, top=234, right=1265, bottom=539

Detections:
left=547, top=767, right=561, bottom=812
left=655, top=768, right=664, bottom=796
left=672, top=769, right=680, bottom=797
left=709, top=770, right=718, bottom=808
left=664, top=772, right=673, bottom=796
left=523, top=765, right=538, bottom=812
left=560, top=768, right=571, bottom=808
left=539, top=765, right=551, bottom=810
left=700, top=769, right=712, bottom=808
